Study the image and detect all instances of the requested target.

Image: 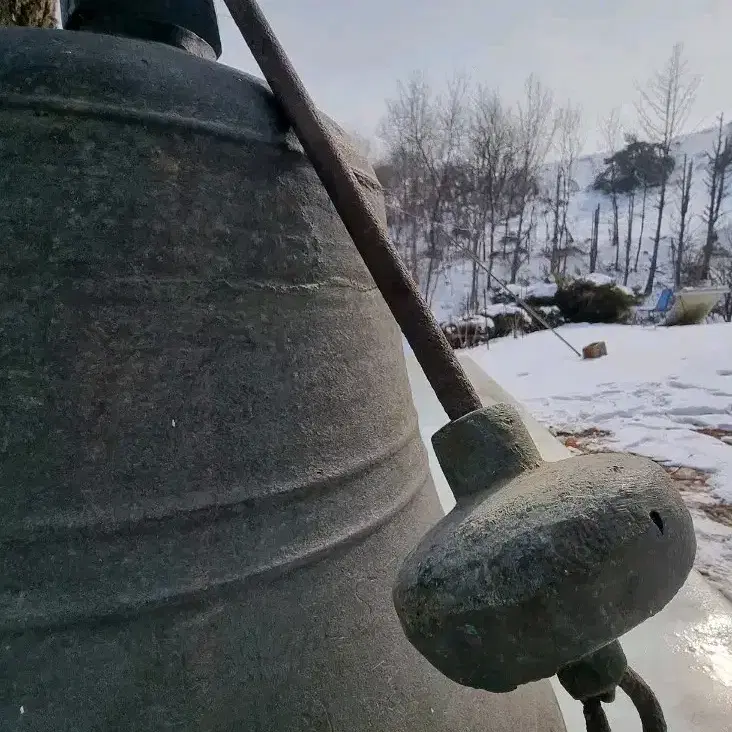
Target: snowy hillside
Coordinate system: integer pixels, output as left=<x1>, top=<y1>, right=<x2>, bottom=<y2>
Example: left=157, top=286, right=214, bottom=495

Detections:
left=432, top=124, right=732, bottom=321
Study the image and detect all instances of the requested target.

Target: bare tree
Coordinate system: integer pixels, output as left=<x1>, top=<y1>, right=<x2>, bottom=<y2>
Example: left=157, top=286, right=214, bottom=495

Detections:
left=700, top=114, right=732, bottom=279
left=708, top=232, right=732, bottom=321
left=0, top=0, right=56, bottom=26
left=672, top=154, right=694, bottom=286
left=373, top=157, right=420, bottom=279
left=636, top=43, right=700, bottom=294
left=509, top=74, right=557, bottom=282
left=551, top=103, right=583, bottom=274
left=377, top=90, right=425, bottom=284
left=599, top=109, right=623, bottom=271
left=624, top=191, right=635, bottom=285
left=548, top=161, right=563, bottom=274
left=379, top=72, right=468, bottom=304
left=459, top=87, right=517, bottom=309
left=634, top=179, right=648, bottom=272
left=589, top=203, right=600, bottom=272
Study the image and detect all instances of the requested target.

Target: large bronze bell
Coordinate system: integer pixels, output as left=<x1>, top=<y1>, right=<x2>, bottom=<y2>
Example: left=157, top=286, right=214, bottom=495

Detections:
left=0, top=2, right=566, bottom=729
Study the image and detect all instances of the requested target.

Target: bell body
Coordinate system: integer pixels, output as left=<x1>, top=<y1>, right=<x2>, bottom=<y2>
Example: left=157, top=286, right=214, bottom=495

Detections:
left=0, top=28, right=566, bottom=731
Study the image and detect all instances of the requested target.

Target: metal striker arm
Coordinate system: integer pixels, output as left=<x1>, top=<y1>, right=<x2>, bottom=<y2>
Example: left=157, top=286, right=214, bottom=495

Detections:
left=223, top=2, right=689, bottom=730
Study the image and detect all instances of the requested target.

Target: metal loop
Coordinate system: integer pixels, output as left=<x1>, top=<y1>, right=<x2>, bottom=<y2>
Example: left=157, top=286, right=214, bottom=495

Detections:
left=582, top=666, right=667, bottom=732
left=619, top=666, right=667, bottom=732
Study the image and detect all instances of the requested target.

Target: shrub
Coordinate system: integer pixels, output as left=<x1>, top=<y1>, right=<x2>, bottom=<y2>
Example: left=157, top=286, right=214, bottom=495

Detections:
left=441, top=315, right=493, bottom=349
left=490, top=284, right=525, bottom=305
left=555, top=279, right=639, bottom=324
left=530, top=305, right=565, bottom=330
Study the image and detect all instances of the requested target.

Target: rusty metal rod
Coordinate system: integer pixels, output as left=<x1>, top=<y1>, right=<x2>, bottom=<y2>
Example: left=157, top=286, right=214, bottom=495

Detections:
left=223, top=0, right=481, bottom=421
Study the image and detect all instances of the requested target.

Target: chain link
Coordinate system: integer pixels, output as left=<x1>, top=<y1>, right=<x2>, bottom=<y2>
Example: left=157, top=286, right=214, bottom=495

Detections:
left=583, top=666, right=667, bottom=732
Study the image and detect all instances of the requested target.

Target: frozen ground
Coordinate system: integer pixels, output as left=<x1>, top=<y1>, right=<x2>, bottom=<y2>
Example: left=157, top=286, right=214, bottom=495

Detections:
left=468, top=322, right=732, bottom=600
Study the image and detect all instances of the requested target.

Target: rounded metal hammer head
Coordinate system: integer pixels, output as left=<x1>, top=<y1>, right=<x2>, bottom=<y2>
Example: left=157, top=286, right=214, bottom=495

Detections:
left=393, top=404, right=696, bottom=693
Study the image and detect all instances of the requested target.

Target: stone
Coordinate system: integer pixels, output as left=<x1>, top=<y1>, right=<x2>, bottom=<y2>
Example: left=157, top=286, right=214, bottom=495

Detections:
left=582, top=341, right=608, bottom=359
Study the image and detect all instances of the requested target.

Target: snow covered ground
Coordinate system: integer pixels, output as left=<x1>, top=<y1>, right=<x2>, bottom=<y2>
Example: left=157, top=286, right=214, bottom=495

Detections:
left=468, top=322, right=732, bottom=600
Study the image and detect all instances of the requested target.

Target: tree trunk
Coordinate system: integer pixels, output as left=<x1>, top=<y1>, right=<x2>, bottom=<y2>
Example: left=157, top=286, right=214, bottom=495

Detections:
left=487, top=219, right=496, bottom=282
left=675, top=156, right=693, bottom=287
left=645, top=180, right=667, bottom=295
left=469, top=258, right=479, bottom=313
left=510, top=204, right=526, bottom=283
left=724, top=292, right=732, bottom=323
left=561, top=227, right=570, bottom=276
left=410, top=221, right=419, bottom=282
left=605, top=161, right=621, bottom=271
left=550, top=169, right=562, bottom=274
left=624, top=193, right=635, bottom=285
left=611, top=193, right=620, bottom=271
left=559, top=181, right=570, bottom=275
left=700, top=162, right=729, bottom=281
left=526, top=209, right=536, bottom=266
left=702, top=171, right=719, bottom=280
left=634, top=184, right=647, bottom=272
left=468, top=225, right=483, bottom=313
left=0, top=0, right=57, bottom=27
left=423, top=224, right=439, bottom=300
left=701, top=115, right=729, bottom=281
left=589, top=203, right=600, bottom=272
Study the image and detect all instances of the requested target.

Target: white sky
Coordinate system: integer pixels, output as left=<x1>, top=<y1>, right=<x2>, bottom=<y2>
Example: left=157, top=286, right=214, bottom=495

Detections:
left=216, top=0, right=732, bottom=154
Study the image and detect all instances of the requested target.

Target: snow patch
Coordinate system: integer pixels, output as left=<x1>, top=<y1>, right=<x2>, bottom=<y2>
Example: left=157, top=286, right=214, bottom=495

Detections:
left=469, top=322, right=732, bottom=597
left=480, top=304, right=531, bottom=322
left=526, top=282, right=558, bottom=299
left=578, top=272, right=615, bottom=287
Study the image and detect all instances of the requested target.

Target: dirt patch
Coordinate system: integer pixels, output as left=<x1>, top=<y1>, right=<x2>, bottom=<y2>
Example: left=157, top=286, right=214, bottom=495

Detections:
left=699, top=504, right=732, bottom=528
left=657, top=465, right=732, bottom=530
left=664, top=464, right=710, bottom=489
left=695, top=427, right=732, bottom=445
left=552, top=427, right=612, bottom=453
left=552, top=426, right=732, bottom=530
left=553, top=427, right=612, bottom=439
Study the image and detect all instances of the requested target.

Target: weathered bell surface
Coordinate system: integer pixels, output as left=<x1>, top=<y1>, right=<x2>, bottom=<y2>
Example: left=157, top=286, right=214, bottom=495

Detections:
left=0, top=5, right=567, bottom=730
left=393, top=404, right=696, bottom=694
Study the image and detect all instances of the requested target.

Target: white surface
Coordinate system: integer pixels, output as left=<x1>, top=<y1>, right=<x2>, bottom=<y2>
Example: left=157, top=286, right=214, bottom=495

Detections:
left=404, top=349, right=732, bottom=732
left=577, top=272, right=616, bottom=287
left=481, top=303, right=532, bottom=322
left=468, top=322, right=732, bottom=601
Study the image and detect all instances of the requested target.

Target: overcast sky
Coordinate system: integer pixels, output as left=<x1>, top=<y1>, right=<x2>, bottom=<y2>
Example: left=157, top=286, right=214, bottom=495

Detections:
left=215, top=0, right=731, bottom=155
